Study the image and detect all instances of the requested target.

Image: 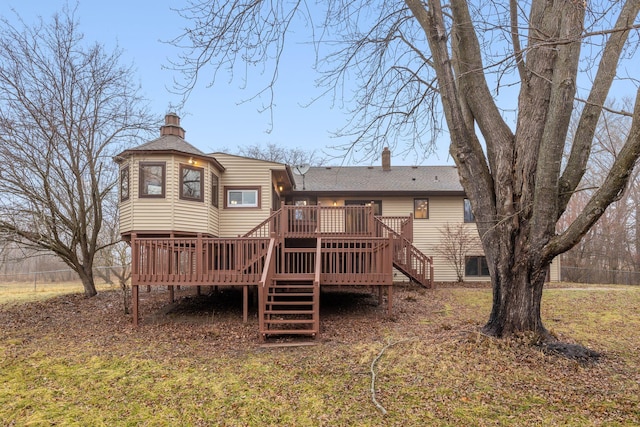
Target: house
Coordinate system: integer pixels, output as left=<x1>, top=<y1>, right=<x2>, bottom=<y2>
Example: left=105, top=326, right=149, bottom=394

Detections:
left=116, top=113, right=560, bottom=339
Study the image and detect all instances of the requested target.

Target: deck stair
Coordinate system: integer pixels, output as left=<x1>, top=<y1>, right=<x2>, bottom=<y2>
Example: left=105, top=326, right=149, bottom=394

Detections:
left=375, top=217, right=433, bottom=288
left=260, top=275, right=319, bottom=339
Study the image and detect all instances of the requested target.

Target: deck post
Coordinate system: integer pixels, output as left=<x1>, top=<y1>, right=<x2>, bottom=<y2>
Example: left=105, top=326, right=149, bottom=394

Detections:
left=132, top=284, right=139, bottom=327
left=317, top=204, right=322, bottom=233
left=282, top=203, right=288, bottom=238
left=430, top=259, right=434, bottom=288
left=196, top=286, right=201, bottom=296
left=196, top=233, right=203, bottom=282
left=169, top=285, right=175, bottom=303
left=243, top=285, right=248, bottom=323
left=377, top=285, right=383, bottom=306
left=368, top=206, right=374, bottom=236
left=387, top=285, right=393, bottom=315
left=405, top=213, right=414, bottom=242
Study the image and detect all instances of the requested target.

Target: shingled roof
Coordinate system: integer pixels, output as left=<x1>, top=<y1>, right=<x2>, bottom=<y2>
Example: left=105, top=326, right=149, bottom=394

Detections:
left=292, top=165, right=464, bottom=195
left=115, top=113, right=225, bottom=171
left=125, top=134, right=207, bottom=157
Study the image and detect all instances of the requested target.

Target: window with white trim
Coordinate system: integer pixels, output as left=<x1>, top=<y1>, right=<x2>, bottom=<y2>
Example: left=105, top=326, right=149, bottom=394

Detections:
left=225, top=187, right=260, bottom=208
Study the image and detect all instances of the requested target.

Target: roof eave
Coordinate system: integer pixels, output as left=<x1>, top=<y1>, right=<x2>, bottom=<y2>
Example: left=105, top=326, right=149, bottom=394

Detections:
left=114, top=149, right=226, bottom=172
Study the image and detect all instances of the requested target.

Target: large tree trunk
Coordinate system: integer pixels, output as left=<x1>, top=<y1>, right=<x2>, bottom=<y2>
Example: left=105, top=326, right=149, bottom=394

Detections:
left=483, top=260, right=549, bottom=338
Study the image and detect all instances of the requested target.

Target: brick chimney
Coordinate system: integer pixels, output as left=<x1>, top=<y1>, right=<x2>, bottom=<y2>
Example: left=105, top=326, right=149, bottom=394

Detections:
left=160, top=112, right=185, bottom=138
left=382, top=147, right=391, bottom=171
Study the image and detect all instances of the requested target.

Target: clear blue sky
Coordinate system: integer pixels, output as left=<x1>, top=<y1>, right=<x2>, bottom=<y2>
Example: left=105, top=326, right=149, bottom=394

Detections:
left=0, top=1, right=454, bottom=166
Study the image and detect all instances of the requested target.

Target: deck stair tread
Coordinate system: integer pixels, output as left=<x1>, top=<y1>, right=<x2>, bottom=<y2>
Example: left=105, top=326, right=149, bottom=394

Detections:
left=262, top=329, right=317, bottom=335
left=265, top=302, right=313, bottom=307
left=261, top=264, right=320, bottom=340
left=268, top=291, right=314, bottom=296
left=263, top=319, right=316, bottom=325
left=264, top=310, right=314, bottom=315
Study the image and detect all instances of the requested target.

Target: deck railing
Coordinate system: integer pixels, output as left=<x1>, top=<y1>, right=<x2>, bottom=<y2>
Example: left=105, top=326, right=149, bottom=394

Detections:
left=282, top=205, right=377, bottom=237
left=375, top=215, right=413, bottom=241
left=131, top=206, right=430, bottom=287
left=319, top=237, right=393, bottom=284
left=272, top=238, right=393, bottom=283
left=132, top=236, right=270, bottom=285
left=375, top=216, right=432, bottom=287
left=391, top=236, right=433, bottom=286
left=244, top=205, right=380, bottom=238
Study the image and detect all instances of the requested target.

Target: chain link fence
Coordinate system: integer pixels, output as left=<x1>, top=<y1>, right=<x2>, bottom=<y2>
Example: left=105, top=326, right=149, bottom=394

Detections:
left=0, top=265, right=130, bottom=292
left=561, top=266, right=640, bottom=286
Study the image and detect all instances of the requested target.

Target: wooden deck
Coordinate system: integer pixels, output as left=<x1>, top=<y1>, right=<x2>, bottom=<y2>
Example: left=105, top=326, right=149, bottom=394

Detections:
left=129, top=205, right=433, bottom=339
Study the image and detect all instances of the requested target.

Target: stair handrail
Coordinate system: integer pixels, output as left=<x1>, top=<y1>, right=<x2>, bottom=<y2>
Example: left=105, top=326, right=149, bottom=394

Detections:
left=374, top=216, right=433, bottom=287
left=258, top=237, right=277, bottom=338
left=244, top=209, right=281, bottom=238
left=259, top=237, right=277, bottom=288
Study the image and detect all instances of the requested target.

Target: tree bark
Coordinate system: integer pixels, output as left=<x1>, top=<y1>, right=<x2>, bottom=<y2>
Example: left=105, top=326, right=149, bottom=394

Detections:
left=77, top=264, right=98, bottom=297
left=483, top=258, right=549, bottom=338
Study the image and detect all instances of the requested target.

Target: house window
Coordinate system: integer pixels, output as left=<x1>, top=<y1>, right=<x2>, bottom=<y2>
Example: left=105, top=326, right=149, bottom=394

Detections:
left=211, top=173, right=219, bottom=208
left=465, top=256, right=489, bottom=277
left=139, top=162, right=165, bottom=198
left=179, top=164, right=204, bottom=201
left=225, top=187, right=260, bottom=208
left=414, top=198, right=429, bottom=219
left=464, top=198, right=475, bottom=223
left=120, top=165, right=130, bottom=201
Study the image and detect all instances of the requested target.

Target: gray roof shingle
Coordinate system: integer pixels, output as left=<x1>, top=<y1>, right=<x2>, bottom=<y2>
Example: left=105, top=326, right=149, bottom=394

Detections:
left=126, top=135, right=207, bottom=157
left=293, top=165, right=464, bottom=194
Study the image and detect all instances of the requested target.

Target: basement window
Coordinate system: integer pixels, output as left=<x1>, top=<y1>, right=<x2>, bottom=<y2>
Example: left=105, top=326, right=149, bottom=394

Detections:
left=465, top=256, right=489, bottom=277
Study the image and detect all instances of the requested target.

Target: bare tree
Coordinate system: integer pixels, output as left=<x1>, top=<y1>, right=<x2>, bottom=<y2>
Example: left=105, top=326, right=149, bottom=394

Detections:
left=96, top=192, right=132, bottom=312
left=236, top=142, right=327, bottom=166
left=171, top=1, right=640, bottom=341
left=560, top=99, right=639, bottom=281
left=436, top=223, right=482, bottom=283
left=0, top=6, right=153, bottom=297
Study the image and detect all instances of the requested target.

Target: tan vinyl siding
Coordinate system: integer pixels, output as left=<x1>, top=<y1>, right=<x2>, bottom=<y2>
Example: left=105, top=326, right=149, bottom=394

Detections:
left=119, top=198, right=133, bottom=235
left=208, top=171, right=221, bottom=236
left=170, top=159, right=209, bottom=233
left=129, top=154, right=174, bottom=231
left=120, top=154, right=220, bottom=235
left=412, top=196, right=473, bottom=282
left=215, top=153, right=285, bottom=237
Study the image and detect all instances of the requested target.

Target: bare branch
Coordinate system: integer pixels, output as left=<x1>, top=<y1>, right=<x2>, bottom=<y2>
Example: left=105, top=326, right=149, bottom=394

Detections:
left=0, top=6, right=153, bottom=296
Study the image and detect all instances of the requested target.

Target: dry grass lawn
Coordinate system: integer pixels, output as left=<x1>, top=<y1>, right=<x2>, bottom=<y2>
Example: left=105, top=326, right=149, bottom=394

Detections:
left=1, top=281, right=639, bottom=426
